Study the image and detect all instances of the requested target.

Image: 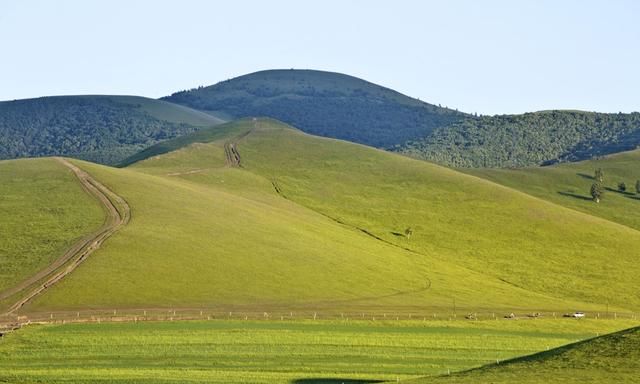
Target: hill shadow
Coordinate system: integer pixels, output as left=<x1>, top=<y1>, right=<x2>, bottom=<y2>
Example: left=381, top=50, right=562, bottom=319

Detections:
left=624, top=194, right=640, bottom=201
left=576, top=173, right=594, bottom=180
left=604, top=187, right=636, bottom=196
left=558, top=191, right=592, bottom=201
left=292, top=380, right=384, bottom=384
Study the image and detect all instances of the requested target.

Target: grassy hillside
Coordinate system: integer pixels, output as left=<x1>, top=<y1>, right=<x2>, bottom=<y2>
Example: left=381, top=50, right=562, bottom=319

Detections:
left=466, top=149, right=640, bottom=231
left=19, top=118, right=639, bottom=313
left=0, top=95, right=224, bottom=165
left=231, top=119, right=640, bottom=311
left=117, top=119, right=244, bottom=167
left=0, top=158, right=104, bottom=295
left=0, top=319, right=635, bottom=384
left=163, top=69, right=466, bottom=148
left=400, top=110, right=640, bottom=167
left=30, top=153, right=578, bottom=313
left=413, top=325, right=640, bottom=384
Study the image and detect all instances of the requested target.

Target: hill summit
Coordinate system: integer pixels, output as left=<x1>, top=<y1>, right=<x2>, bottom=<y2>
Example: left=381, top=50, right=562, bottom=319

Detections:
left=163, top=69, right=466, bottom=148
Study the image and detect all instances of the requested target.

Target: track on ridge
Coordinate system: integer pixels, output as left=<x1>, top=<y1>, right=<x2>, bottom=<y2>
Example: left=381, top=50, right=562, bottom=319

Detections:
left=0, top=158, right=130, bottom=315
left=223, top=119, right=258, bottom=167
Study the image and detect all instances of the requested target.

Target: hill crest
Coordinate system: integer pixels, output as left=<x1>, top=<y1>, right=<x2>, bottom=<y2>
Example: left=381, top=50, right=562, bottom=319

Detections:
left=163, top=69, right=467, bottom=148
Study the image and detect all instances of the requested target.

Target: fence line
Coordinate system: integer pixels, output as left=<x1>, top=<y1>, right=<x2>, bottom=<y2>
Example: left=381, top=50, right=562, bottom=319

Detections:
left=2, top=308, right=638, bottom=330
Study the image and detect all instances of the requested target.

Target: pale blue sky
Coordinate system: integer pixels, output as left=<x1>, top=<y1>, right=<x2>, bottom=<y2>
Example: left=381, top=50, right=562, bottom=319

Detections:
left=1, top=0, right=638, bottom=114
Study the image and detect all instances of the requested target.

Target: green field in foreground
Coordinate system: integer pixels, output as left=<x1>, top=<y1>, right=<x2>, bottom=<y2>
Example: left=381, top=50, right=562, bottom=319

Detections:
left=0, top=158, right=104, bottom=294
left=0, top=319, right=636, bottom=384
left=466, top=149, right=640, bottom=231
left=413, top=325, right=640, bottom=384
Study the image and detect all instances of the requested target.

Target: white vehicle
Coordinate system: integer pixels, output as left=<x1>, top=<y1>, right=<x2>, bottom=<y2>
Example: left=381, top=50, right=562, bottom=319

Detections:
left=564, top=312, right=585, bottom=318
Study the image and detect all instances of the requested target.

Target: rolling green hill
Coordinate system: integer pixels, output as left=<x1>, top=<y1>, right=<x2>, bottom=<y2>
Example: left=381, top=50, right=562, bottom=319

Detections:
left=0, top=158, right=104, bottom=296
left=12, top=118, right=638, bottom=315
left=412, top=326, right=640, bottom=384
left=163, top=69, right=466, bottom=148
left=0, top=95, right=224, bottom=165
left=401, top=110, right=640, bottom=168
left=466, top=149, right=640, bottom=231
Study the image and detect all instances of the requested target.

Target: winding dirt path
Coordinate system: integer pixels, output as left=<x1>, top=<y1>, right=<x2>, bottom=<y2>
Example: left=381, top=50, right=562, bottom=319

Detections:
left=0, top=158, right=130, bottom=315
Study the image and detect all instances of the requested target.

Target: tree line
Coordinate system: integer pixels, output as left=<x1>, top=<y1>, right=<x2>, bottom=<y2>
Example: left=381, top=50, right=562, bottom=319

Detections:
left=401, top=110, right=640, bottom=168
left=0, top=97, right=201, bottom=165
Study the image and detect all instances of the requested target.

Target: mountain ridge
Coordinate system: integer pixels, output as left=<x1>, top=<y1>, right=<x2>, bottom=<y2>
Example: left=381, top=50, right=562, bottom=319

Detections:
left=163, top=69, right=467, bottom=148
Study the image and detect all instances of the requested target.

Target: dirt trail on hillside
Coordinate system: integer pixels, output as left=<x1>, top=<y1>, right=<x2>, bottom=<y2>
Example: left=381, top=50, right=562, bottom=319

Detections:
left=224, top=120, right=258, bottom=167
left=224, top=142, right=242, bottom=167
left=0, top=158, right=130, bottom=315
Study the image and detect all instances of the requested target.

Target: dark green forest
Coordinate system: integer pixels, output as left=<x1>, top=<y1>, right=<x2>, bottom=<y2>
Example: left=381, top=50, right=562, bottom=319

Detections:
left=400, top=111, right=640, bottom=168
left=0, top=96, right=209, bottom=164
left=164, top=69, right=466, bottom=148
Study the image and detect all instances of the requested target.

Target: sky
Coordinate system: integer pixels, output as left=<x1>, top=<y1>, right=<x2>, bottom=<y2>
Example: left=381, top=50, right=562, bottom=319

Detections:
left=1, top=0, right=639, bottom=115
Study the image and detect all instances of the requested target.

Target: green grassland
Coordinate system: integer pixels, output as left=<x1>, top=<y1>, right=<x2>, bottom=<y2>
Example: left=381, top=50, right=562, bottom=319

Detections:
left=210, top=119, right=640, bottom=311
left=15, top=118, right=636, bottom=315
left=413, top=325, right=640, bottom=384
left=466, top=149, right=640, bottom=231
left=28, top=156, right=445, bottom=311
left=0, top=319, right=636, bottom=384
left=2, top=118, right=640, bottom=383
left=28, top=154, right=573, bottom=313
left=0, top=158, right=104, bottom=294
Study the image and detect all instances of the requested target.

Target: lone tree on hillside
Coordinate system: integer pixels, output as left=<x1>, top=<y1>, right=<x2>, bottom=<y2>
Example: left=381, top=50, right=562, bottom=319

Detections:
left=405, top=227, right=414, bottom=240
left=618, top=182, right=627, bottom=192
left=595, top=168, right=604, bottom=183
left=636, top=180, right=640, bottom=194
left=591, top=182, right=604, bottom=203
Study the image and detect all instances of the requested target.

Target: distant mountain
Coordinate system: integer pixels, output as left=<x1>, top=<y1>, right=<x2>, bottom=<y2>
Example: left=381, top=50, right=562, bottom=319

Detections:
left=3, top=70, right=639, bottom=169
left=163, top=69, right=466, bottom=148
left=400, top=110, right=640, bottom=168
left=164, top=70, right=640, bottom=168
left=0, top=95, right=224, bottom=164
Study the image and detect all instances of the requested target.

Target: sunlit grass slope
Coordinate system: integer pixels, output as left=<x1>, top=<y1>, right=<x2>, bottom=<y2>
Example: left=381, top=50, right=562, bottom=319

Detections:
left=26, top=119, right=640, bottom=313
left=230, top=120, right=640, bottom=311
left=0, top=158, right=104, bottom=293
left=466, top=150, right=640, bottom=231
left=27, top=158, right=446, bottom=311
left=412, top=325, right=640, bottom=384
left=126, top=119, right=639, bottom=312
left=1, top=319, right=636, bottom=384
left=31, top=154, right=580, bottom=312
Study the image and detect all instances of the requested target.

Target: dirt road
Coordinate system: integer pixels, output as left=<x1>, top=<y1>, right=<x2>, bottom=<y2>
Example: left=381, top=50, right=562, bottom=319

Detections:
left=223, top=119, right=258, bottom=167
left=0, top=158, right=130, bottom=315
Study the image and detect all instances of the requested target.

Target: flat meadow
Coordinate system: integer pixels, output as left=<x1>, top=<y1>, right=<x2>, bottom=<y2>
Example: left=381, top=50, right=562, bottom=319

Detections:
left=0, top=318, right=637, bottom=383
